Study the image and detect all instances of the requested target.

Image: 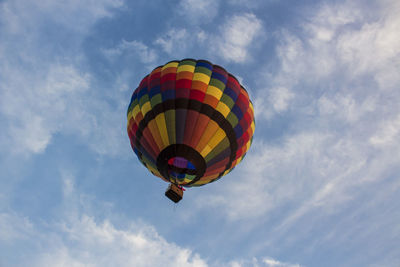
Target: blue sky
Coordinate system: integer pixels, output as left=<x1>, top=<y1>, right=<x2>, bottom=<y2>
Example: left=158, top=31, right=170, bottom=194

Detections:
left=1, top=0, right=399, bottom=266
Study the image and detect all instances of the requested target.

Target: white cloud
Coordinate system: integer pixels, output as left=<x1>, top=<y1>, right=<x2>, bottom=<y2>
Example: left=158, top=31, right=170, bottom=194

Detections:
left=153, top=13, right=264, bottom=62
left=1, top=1, right=400, bottom=266
left=369, top=114, right=400, bottom=147
left=9, top=115, right=53, bottom=153
left=0, top=64, right=92, bottom=155
left=0, top=170, right=208, bottom=267
left=275, top=30, right=335, bottom=85
left=0, top=211, right=34, bottom=242
left=255, top=87, right=295, bottom=120
left=336, top=11, right=400, bottom=89
left=317, top=93, right=376, bottom=123
left=201, top=133, right=334, bottom=220
left=305, top=2, right=362, bottom=42
left=102, top=39, right=157, bottom=64
left=155, top=28, right=189, bottom=55
left=178, top=0, right=219, bottom=23
left=45, top=66, right=91, bottom=94
left=228, top=257, right=301, bottom=267
left=276, top=0, right=399, bottom=86
left=0, top=0, right=123, bottom=35
left=255, top=0, right=400, bottom=122
left=3, top=210, right=302, bottom=267
left=198, top=5, right=400, bottom=264
left=216, top=13, right=263, bottom=63
left=0, top=0, right=128, bottom=157
left=270, top=87, right=294, bottom=113
left=196, top=112, right=399, bottom=264
left=263, top=257, right=301, bottom=267
left=0, top=208, right=208, bottom=267
left=32, top=215, right=208, bottom=267
left=226, top=0, right=277, bottom=9
left=0, top=171, right=303, bottom=267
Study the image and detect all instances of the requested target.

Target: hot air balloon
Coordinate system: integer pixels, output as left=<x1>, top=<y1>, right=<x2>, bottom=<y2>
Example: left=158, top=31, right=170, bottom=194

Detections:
left=127, top=59, right=255, bottom=202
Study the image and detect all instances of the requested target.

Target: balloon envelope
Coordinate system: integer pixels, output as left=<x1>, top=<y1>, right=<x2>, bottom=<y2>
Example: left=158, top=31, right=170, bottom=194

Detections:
left=127, top=59, right=255, bottom=187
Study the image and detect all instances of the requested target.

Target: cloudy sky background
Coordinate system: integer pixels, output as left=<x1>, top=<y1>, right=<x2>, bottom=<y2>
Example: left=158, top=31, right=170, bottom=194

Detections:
left=1, top=0, right=399, bottom=266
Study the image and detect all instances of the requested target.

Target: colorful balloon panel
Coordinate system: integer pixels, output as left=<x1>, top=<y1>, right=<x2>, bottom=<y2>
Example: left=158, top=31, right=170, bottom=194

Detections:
left=127, top=59, right=255, bottom=187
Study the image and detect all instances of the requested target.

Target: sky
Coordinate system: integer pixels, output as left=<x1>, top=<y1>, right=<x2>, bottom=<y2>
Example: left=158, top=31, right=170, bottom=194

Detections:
left=0, top=0, right=399, bottom=266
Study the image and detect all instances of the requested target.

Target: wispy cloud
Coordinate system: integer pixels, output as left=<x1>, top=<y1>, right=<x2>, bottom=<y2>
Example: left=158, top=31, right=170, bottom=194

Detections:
left=153, top=12, right=264, bottom=63
left=224, top=0, right=400, bottom=218
left=228, top=257, right=301, bottom=267
left=255, top=0, right=400, bottom=121
left=0, top=211, right=34, bottom=242
left=0, top=0, right=128, bottom=156
left=369, top=114, right=400, bottom=147
left=0, top=0, right=123, bottom=35
left=255, top=86, right=295, bottom=120
left=178, top=0, right=220, bottom=24
left=194, top=1, right=400, bottom=264
left=253, top=1, right=398, bottom=121
left=0, top=170, right=302, bottom=267
left=155, top=28, right=190, bottom=55
left=0, top=171, right=207, bottom=267
left=102, top=39, right=158, bottom=64
left=0, top=64, right=92, bottom=154
left=32, top=215, right=208, bottom=267
left=263, top=257, right=302, bottom=267
left=1, top=1, right=400, bottom=266
left=215, top=13, right=263, bottom=63
left=201, top=133, right=334, bottom=220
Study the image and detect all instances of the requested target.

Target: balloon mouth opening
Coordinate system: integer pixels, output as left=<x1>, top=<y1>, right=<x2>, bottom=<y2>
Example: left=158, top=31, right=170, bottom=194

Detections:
left=157, top=144, right=206, bottom=186
left=167, top=156, right=197, bottom=181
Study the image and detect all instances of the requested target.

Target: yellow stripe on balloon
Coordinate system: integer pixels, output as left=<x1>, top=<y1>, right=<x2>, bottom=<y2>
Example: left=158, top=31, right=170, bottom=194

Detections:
left=197, top=180, right=210, bottom=185
left=222, top=169, right=230, bottom=176
left=162, top=62, right=179, bottom=70
left=148, top=120, right=164, bottom=150
left=206, top=128, right=226, bottom=152
left=201, top=173, right=219, bottom=181
left=141, top=101, right=152, bottom=116
left=236, top=156, right=243, bottom=165
left=183, top=178, right=194, bottom=184
left=155, top=113, right=169, bottom=148
left=193, top=72, right=211, bottom=84
left=177, top=64, right=195, bottom=73
left=127, top=110, right=133, bottom=122
left=215, top=102, right=230, bottom=117
left=249, top=101, right=254, bottom=114
left=147, top=165, right=161, bottom=177
left=206, top=85, right=223, bottom=99
left=245, top=139, right=251, bottom=152
left=200, top=145, right=212, bottom=158
left=132, top=105, right=140, bottom=119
